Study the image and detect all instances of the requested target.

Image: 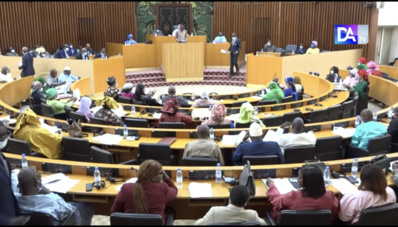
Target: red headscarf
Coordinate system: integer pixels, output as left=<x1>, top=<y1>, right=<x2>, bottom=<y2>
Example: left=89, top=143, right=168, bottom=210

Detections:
left=359, top=57, right=367, bottom=65
left=211, top=103, right=227, bottom=123
left=358, top=69, right=369, bottom=81
left=161, top=97, right=179, bottom=114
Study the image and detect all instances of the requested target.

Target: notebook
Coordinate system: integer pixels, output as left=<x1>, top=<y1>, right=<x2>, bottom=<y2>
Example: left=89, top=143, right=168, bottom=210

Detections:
left=157, top=137, right=176, bottom=145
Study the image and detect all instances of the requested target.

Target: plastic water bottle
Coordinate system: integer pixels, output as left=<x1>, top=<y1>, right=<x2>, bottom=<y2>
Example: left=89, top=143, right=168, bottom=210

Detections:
left=131, top=105, right=136, bottom=117
left=191, top=32, right=193, bottom=36
left=215, top=163, right=222, bottom=183
left=21, top=154, right=28, bottom=168
left=176, top=168, right=183, bottom=188
left=373, top=110, right=378, bottom=121
left=94, top=167, right=101, bottom=187
left=388, top=107, right=394, bottom=122
left=354, top=115, right=360, bottom=127
left=254, top=106, right=258, bottom=115
left=256, top=51, right=258, bottom=56
left=123, top=124, right=128, bottom=138
left=261, top=87, right=265, bottom=96
left=191, top=93, right=195, bottom=101
left=323, top=166, right=330, bottom=186
left=351, top=158, right=358, bottom=179
left=210, top=127, right=214, bottom=141
left=209, top=105, right=212, bottom=111
left=334, top=77, right=337, bottom=83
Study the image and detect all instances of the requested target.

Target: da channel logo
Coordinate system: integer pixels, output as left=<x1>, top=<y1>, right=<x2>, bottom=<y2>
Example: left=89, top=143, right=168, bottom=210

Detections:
left=334, top=25, right=369, bottom=44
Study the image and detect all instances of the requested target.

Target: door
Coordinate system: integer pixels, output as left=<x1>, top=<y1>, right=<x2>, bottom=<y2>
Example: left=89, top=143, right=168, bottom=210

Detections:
left=156, top=4, right=192, bottom=36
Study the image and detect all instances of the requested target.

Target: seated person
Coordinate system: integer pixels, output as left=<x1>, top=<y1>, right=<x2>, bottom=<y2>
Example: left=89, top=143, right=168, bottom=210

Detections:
left=350, top=109, right=387, bottom=150
left=46, top=88, right=76, bottom=115
left=134, top=83, right=162, bottom=106
left=158, top=97, right=192, bottom=127
left=59, top=44, right=70, bottom=58
left=366, top=60, right=382, bottom=77
left=268, top=118, right=316, bottom=154
left=16, top=166, right=94, bottom=225
left=234, top=102, right=265, bottom=128
left=94, top=48, right=108, bottom=59
left=339, top=164, right=396, bottom=224
left=266, top=165, right=339, bottom=224
left=121, top=83, right=134, bottom=99
left=111, top=160, right=177, bottom=225
left=195, top=185, right=266, bottom=225
left=296, top=44, right=306, bottom=54
left=352, top=69, right=369, bottom=100
left=357, top=57, right=368, bottom=71
left=202, top=103, right=232, bottom=125
left=387, top=107, right=398, bottom=143
left=212, top=32, right=227, bottom=43
left=175, top=25, right=188, bottom=43
left=0, top=66, right=13, bottom=83
left=46, top=69, right=66, bottom=88
left=232, top=122, right=284, bottom=165
left=325, top=66, right=342, bottom=83
left=183, top=125, right=225, bottom=165
left=75, top=48, right=90, bottom=60
left=392, top=162, right=398, bottom=187
left=94, top=96, right=124, bottom=126
left=343, top=68, right=359, bottom=91
left=263, top=40, right=276, bottom=52
left=58, top=66, right=79, bottom=84
left=6, top=47, right=19, bottom=56
left=30, top=81, right=46, bottom=105
left=305, top=40, right=320, bottom=54
left=153, top=27, right=164, bottom=36
left=262, top=81, right=285, bottom=104
left=67, top=43, right=76, bottom=56
left=191, top=91, right=218, bottom=108
left=124, top=34, right=137, bottom=45
left=105, top=76, right=120, bottom=100
left=162, top=86, right=189, bottom=107
left=76, top=96, right=93, bottom=122
left=282, top=76, right=297, bottom=99
left=13, top=109, right=62, bottom=158
left=293, top=76, right=304, bottom=94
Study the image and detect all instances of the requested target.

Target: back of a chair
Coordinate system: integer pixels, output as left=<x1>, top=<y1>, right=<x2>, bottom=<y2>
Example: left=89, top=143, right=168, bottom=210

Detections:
left=291, top=92, right=298, bottom=101
left=182, top=92, right=195, bottom=100
left=207, top=123, right=231, bottom=129
left=232, top=101, right=247, bottom=107
left=243, top=155, right=279, bottom=165
left=211, top=221, right=262, bottom=226
left=315, top=136, right=343, bottom=161
left=23, top=212, right=55, bottom=226
left=284, top=146, right=316, bottom=163
left=285, top=44, right=297, bottom=51
left=275, top=48, right=283, bottom=53
left=89, top=116, right=109, bottom=125
left=110, top=213, right=163, bottom=226
left=125, top=118, right=149, bottom=128
left=326, top=104, right=342, bottom=121
left=368, top=134, right=391, bottom=155
left=262, top=116, right=284, bottom=127
left=341, top=100, right=354, bottom=119
left=357, top=203, right=398, bottom=225
left=258, top=100, right=277, bottom=105
left=138, top=143, right=173, bottom=165
left=7, top=138, right=32, bottom=156
left=29, top=96, right=41, bottom=115
left=279, top=209, right=331, bottom=225
left=283, top=112, right=301, bottom=123
left=61, top=137, right=91, bottom=162
left=64, top=105, right=72, bottom=119
left=90, top=146, right=115, bottom=164
left=238, top=92, right=250, bottom=98
left=182, top=157, right=218, bottom=166
left=309, top=109, right=328, bottom=123
left=118, top=96, right=132, bottom=104
left=69, top=111, right=88, bottom=123
left=40, top=103, right=54, bottom=118
left=282, top=96, right=294, bottom=103
left=159, top=122, right=186, bottom=129
left=235, top=122, right=252, bottom=128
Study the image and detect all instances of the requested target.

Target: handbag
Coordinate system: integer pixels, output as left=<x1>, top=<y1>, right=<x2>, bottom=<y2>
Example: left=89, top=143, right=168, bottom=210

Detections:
left=238, top=160, right=256, bottom=196
left=67, top=120, right=88, bottom=138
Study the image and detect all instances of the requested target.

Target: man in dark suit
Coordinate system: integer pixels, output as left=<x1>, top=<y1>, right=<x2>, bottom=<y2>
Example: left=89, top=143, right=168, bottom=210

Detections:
left=85, top=43, right=95, bottom=55
left=161, top=86, right=190, bottom=107
left=18, top=47, right=35, bottom=77
left=59, top=44, right=70, bottom=59
left=75, top=48, right=90, bottom=60
left=94, top=48, right=108, bottom=59
left=228, top=33, right=241, bottom=76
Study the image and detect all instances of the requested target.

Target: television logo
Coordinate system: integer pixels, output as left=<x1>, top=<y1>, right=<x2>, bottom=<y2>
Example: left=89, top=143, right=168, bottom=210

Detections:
left=334, top=25, right=368, bottom=44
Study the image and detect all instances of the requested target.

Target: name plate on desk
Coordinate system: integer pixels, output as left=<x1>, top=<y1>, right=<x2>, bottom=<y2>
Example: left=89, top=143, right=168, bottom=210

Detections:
left=307, top=99, right=317, bottom=105
left=319, top=95, right=327, bottom=101
left=42, top=163, right=72, bottom=174
left=304, top=125, right=321, bottom=132
left=189, top=170, right=224, bottom=180
left=291, top=102, right=303, bottom=108
left=270, top=105, right=286, bottom=111
left=86, top=166, right=120, bottom=177
left=252, top=169, right=276, bottom=179
left=115, top=129, right=139, bottom=137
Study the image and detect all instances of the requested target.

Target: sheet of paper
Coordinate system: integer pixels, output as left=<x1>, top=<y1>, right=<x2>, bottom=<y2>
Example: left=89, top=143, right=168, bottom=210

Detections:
left=112, top=105, right=127, bottom=117
left=332, top=127, right=356, bottom=138
left=221, top=135, right=238, bottom=146
left=115, top=177, right=138, bottom=191
left=39, top=118, right=60, bottom=135
left=226, top=113, right=240, bottom=122
left=152, top=113, right=162, bottom=119
left=90, top=106, right=102, bottom=115
left=57, top=94, right=71, bottom=99
left=330, top=178, right=358, bottom=195
left=262, top=178, right=297, bottom=195
left=42, top=173, right=67, bottom=185
left=220, top=49, right=228, bottom=54
left=263, top=129, right=279, bottom=142
left=44, top=177, right=80, bottom=194
left=0, top=115, right=17, bottom=125
left=92, top=133, right=124, bottom=145
left=389, top=161, right=398, bottom=171
left=188, top=182, right=212, bottom=198
left=250, top=96, right=262, bottom=100
left=73, top=88, right=81, bottom=101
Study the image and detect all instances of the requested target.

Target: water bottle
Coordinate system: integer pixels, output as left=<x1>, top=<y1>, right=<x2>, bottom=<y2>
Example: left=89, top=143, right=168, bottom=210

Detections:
left=256, top=51, right=258, bottom=56
left=191, top=32, right=193, bottom=36
left=334, top=77, right=337, bottom=83
left=323, top=166, right=330, bottom=186
left=351, top=158, right=358, bottom=179
left=191, top=93, right=195, bottom=101
left=373, top=110, right=378, bottom=121
left=176, top=168, right=183, bottom=188
left=215, top=163, right=222, bottom=183
left=210, top=127, right=214, bottom=141
left=21, top=154, right=28, bottom=168
left=261, top=87, right=265, bottom=96
left=230, top=122, right=234, bottom=128
left=354, top=115, right=360, bottom=127
left=131, top=105, right=136, bottom=117
left=209, top=105, right=212, bottom=111
left=254, top=106, right=258, bottom=115
left=123, top=124, right=128, bottom=138
left=94, top=167, right=101, bottom=187
left=388, top=107, right=394, bottom=122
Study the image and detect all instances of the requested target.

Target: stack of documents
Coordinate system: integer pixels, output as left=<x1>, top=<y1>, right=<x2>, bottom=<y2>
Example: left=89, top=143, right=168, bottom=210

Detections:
left=330, top=178, right=358, bottom=195
left=42, top=173, right=80, bottom=194
left=221, top=131, right=248, bottom=146
left=115, top=177, right=137, bottom=191
left=92, top=133, right=124, bottom=145
left=332, top=127, right=356, bottom=138
left=152, top=113, right=162, bottom=119
left=262, top=178, right=297, bottom=194
left=188, top=182, right=212, bottom=198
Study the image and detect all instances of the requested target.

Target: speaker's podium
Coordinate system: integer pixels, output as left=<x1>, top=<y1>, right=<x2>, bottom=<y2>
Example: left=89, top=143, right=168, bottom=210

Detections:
left=162, top=43, right=204, bottom=82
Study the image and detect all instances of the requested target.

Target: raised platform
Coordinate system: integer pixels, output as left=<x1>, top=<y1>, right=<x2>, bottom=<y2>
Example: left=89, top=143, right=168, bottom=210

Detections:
left=125, top=69, right=247, bottom=87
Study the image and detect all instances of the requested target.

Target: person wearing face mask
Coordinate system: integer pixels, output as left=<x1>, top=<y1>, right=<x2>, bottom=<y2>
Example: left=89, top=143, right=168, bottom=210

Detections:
left=6, top=46, right=19, bottom=56
left=325, top=66, right=342, bottom=83
left=58, top=66, right=79, bottom=84
left=153, top=26, right=164, bottom=36
left=94, top=48, right=108, bottom=59
left=68, top=43, right=76, bottom=56
left=59, top=44, right=70, bottom=58
left=0, top=66, right=13, bottom=83
left=75, top=48, right=90, bottom=60
left=85, top=43, right=95, bottom=55
left=263, top=39, right=276, bottom=52
left=305, top=40, right=320, bottom=54
left=228, top=33, right=241, bottom=76
left=213, top=32, right=227, bottom=43
left=30, top=81, right=46, bottom=105
left=19, top=47, right=35, bottom=77
left=296, top=44, right=306, bottom=55
left=125, top=34, right=137, bottom=45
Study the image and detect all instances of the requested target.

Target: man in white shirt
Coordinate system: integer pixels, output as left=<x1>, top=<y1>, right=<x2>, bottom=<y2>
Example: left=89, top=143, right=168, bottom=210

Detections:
left=213, top=32, right=227, bottom=43
left=172, top=24, right=181, bottom=37
left=195, top=185, right=266, bottom=225
left=175, top=25, right=188, bottom=43
left=0, top=66, right=13, bottom=83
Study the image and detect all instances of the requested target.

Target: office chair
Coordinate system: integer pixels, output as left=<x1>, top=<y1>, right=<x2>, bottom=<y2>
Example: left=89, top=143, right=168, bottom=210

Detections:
left=266, top=209, right=331, bottom=225
left=356, top=203, right=398, bottom=225
left=138, top=143, right=175, bottom=166
left=315, top=136, right=343, bottom=161
left=61, top=137, right=91, bottom=162
left=69, top=111, right=88, bottom=123
left=118, top=96, right=132, bottom=104
left=284, top=146, right=316, bottom=163
left=346, top=134, right=391, bottom=158
left=110, top=212, right=174, bottom=226
left=124, top=118, right=149, bottom=128
left=182, top=157, right=218, bottom=166
left=262, top=116, right=283, bottom=127
left=243, top=155, right=279, bottom=165
left=90, top=146, right=136, bottom=165
left=159, top=122, right=186, bottom=129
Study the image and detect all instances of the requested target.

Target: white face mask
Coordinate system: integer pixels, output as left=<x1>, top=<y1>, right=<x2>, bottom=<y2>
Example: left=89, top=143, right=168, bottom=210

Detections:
left=65, top=48, right=69, bottom=51
left=69, top=45, right=73, bottom=49
left=11, top=49, right=15, bottom=53
left=156, top=29, right=160, bottom=32
left=331, top=71, right=334, bottom=74
left=300, top=46, right=303, bottom=49
left=267, top=42, right=271, bottom=46
left=0, top=138, right=9, bottom=150
left=232, top=37, right=236, bottom=40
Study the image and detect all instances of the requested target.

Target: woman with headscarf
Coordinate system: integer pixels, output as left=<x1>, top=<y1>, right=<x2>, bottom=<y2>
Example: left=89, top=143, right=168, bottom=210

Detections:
left=293, top=76, right=304, bottom=94
left=76, top=96, right=93, bottom=122
left=326, top=66, right=342, bottom=83
left=46, top=88, right=76, bottom=114
left=234, top=102, right=265, bottom=127
left=30, top=81, right=46, bottom=105
left=13, top=109, right=62, bottom=159
left=366, top=61, right=382, bottom=77
left=105, top=76, right=120, bottom=99
left=94, top=96, right=124, bottom=126
left=202, top=103, right=231, bottom=125
left=121, top=83, right=134, bottom=99
left=191, top=90, right=218, bottom=108
left=357, top=57, right=368, bottom=71
left=262, top=81, right=285, bottom=104
left=283, top=76, right=297, bottom=99
left=353, top=69, right=370, bottom=100
left=305, top=41, right=320, bottom=54
left=158, top=97, right=192, bottom=127
left=343, top=68, right=360, bottom=91
left=134, top=83, right=161, bottom=106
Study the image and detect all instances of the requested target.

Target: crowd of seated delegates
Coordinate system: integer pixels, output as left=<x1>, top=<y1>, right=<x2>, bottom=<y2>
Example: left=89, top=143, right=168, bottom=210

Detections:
left=350, top=69, right=370, bottom=101
left=111, top=160, right=177, bottom=225
left=157, top=97, right=192, bottom=127
left=77, top=96, right=93, bottom=122
left=46, top=68, right=66, bottom=88
left=13, top=109, right=62, bottom=159
left=46, top=88, right=76, bottom=115
left=134, top=83, right=162, bottom=106
left=202, top=103, right=231, bottom=125
left=234, top=102, right=264, bottom=128
left=282, top=76, right=297, bottom=100
left=296, top=44, right=306, bottom=54
left=94, top=96, right=124, bottom=126
left=15, top=166, right=95, bottom=225
left=262, top=81, right=285, bottom=103
left=0, top=66, right=13, bottom=83
left=105, top=76, right=120, bottom=100
left=121, top=82, right=135, bottom=99
left=343, top=68, right=359, bottom=91
left=325, top=66, right=342, bottom=83
left=162, top=86, right=190, bottom=107
left=191, top=90, right=218, bottom=108
left=232, top=122, right=285, bottom=165
left=5, top=46, right=19, bottom=56
left=183, top=124, right=225, bottom=165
